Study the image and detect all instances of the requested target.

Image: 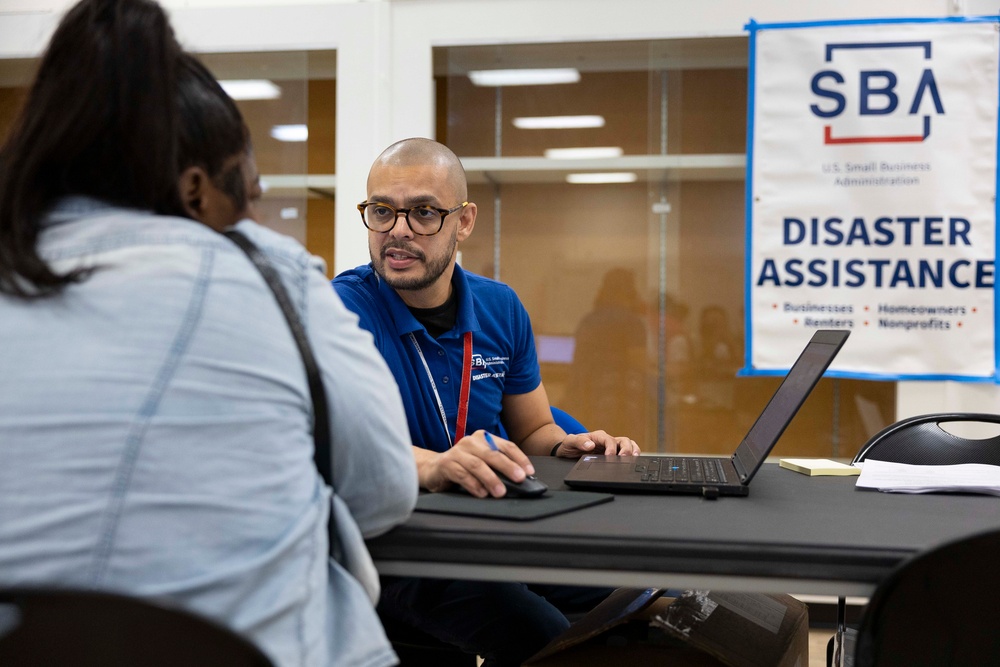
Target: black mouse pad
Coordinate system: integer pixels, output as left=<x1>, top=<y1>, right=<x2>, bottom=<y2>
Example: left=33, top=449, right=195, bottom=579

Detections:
left=414, top=489, right=614, bottom=521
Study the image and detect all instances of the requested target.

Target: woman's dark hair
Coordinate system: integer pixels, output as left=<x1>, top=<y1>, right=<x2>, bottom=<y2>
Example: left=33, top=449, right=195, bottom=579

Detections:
left=176, top=54, right=251, bottom=213
left=0, top=0, right=249, bottom=299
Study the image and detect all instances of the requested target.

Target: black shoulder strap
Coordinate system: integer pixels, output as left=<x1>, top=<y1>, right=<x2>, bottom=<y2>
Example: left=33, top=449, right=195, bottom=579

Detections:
left=224, top=229, right=341, bottom=564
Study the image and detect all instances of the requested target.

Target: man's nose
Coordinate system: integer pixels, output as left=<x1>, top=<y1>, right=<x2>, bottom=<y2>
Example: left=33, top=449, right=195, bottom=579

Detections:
left=388, top=211, right=414, bottom=238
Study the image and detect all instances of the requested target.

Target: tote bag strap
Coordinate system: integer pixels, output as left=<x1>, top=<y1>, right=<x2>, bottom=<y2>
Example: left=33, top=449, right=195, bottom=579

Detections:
left=224, top=229, right=341, bottom=564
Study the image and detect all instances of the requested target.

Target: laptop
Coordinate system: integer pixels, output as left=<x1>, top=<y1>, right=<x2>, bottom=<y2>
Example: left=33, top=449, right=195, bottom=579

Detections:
left=564, top=329, right=850, bottom=497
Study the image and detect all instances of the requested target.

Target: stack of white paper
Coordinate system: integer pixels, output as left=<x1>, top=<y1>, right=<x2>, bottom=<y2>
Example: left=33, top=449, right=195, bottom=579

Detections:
left=855, top=459, right=1000, bottom=496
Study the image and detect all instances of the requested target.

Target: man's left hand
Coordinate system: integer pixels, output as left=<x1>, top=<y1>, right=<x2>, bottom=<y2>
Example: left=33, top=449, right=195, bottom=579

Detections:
left=553, top=431, right=640, bottom=458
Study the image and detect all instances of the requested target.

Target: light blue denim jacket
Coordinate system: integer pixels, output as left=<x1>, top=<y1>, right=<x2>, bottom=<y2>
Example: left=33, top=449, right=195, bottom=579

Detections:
left=0, top=198, right=418, bottom=666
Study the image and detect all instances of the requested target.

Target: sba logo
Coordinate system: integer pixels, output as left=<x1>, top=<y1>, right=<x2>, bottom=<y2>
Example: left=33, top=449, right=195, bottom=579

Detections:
left=809, top=41, right=944, bottom=144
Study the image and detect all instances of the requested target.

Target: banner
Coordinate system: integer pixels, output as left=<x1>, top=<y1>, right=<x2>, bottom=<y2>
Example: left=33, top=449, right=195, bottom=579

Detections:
left=745, top=17, right=1000, bottom=381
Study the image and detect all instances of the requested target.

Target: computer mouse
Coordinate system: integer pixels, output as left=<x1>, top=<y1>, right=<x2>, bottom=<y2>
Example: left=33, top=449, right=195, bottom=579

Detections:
left=497, top=471, right=548, bottom=499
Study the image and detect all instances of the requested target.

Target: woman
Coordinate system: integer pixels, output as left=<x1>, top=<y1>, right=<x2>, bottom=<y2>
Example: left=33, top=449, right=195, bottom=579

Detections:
left=0, top=2, right=418, bottom=666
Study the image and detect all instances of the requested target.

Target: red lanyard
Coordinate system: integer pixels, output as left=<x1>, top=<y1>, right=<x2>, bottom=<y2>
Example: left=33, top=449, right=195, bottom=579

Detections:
left=454, top=331, right=473, bottom=445
left=410, top=329, right=475, bottom=447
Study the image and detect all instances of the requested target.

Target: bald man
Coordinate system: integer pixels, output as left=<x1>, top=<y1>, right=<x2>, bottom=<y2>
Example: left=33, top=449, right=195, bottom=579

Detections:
left=332, top=138, right=640, bottom=666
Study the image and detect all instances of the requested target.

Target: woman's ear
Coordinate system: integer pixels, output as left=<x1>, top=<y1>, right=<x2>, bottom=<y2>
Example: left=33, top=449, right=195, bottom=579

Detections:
left=177, top=165, right=210, bottom=221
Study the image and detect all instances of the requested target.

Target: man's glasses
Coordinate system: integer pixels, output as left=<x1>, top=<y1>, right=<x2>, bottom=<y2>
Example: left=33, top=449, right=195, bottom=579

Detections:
left=357, top=201, right=468, bottom=236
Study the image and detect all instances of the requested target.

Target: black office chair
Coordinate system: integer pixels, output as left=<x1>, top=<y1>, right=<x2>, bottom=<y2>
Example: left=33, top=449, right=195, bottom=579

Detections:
left=853, top=528, right=1000, bottom=666
left=852, top=412, right=1000, bottom=466
left=0, top=587, right=274, bottom=666
left=828, top=413, right=1000, bottom=666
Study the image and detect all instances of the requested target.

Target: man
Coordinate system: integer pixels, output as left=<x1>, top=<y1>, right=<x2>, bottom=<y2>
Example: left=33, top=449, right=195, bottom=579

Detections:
left=333, top=137, right=640, bottom=666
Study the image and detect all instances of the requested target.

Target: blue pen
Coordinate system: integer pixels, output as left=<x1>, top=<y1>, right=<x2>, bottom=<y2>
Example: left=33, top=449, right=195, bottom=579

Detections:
left=483, top=432, right=499, bottom=451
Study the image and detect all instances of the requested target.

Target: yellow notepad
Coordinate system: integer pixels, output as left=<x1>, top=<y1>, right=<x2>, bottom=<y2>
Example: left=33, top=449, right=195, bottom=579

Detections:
left=779, top=458, right=861, bottom=476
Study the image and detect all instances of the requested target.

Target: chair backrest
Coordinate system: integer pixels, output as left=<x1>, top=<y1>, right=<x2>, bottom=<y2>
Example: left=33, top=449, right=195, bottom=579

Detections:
left=854, top=528, right=1000, bottom=667
left=550, top=405, right=587, bottom=434
left=852, top=412, right=1000, bottom=466
left=0, top=587, right=274, bottom=667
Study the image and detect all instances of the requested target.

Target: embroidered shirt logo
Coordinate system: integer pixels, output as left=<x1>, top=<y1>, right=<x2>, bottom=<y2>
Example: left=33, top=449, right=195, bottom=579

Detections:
left=470, top=354, right=508, bottom=381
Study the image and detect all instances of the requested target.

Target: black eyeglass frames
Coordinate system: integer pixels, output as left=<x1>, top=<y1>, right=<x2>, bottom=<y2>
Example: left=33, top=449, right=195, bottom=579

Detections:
left=357, top=200, right=468, bottom=236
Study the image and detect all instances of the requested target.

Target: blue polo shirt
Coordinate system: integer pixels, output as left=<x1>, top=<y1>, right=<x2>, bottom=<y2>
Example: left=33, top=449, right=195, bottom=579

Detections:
left=333, top=264, right=541, bottom=452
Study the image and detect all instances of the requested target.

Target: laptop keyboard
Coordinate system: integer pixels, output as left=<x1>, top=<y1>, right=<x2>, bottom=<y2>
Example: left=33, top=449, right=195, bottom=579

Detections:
left=633, top=457, right=727, bottom=484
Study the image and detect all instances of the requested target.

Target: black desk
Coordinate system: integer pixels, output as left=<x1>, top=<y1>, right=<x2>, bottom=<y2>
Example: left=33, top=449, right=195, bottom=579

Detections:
left=367, top=457, right=1000, bottom=596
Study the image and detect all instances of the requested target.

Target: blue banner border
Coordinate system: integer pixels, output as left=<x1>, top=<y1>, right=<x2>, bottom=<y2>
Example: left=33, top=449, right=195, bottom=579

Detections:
left=741, top=15, right=1000, bottom=383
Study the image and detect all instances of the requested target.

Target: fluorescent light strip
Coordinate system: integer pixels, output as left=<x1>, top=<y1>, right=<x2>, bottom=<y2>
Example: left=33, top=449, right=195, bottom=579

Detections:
left=270, top=124, right=308, bottom=142
left=566, top=172, right=638, bottom=184
left=219, top=79, right=281, bottom=101
left=468, top=68, right=580, bottom=87
left=512, top=115, right=605, bottom=130
left=545, top=146, right=623, bottom=160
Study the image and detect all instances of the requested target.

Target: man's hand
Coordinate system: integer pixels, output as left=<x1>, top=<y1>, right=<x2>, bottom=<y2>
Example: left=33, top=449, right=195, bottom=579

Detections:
left=552, top=431, right=641, bottom=458
left=415, top=430, right=535, bottom=498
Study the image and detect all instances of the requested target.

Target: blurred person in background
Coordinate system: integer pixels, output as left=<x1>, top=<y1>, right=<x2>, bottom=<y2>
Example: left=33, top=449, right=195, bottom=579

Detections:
left=565, top=267, right=650, bottom=438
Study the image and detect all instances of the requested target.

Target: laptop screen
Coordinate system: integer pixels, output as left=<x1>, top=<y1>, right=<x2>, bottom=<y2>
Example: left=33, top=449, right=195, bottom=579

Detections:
left=732, top=330, right=849, bottom=481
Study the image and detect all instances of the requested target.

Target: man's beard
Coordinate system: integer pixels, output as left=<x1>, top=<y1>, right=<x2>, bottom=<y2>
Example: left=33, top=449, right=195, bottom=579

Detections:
left=372, top=231, right=457, bottom=292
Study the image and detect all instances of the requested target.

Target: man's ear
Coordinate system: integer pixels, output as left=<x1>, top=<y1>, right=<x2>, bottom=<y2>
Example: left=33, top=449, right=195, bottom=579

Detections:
left=456, top=201, right=477, bottom=242
left=177, top=165, right=210, bottom=220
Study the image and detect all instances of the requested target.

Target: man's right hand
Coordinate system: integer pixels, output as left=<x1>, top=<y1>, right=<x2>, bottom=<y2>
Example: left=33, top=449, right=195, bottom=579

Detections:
left=414, top=430, right=535, bottom=498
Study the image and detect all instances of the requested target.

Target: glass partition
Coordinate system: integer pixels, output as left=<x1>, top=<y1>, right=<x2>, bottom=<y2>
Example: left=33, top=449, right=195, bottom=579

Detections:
left=436, top=39, right=895, bottom=457
left=0, top=59, right=34, bottom=146
left=200, top=51, right=336, bottom=273
left=0, top=50, right=336, bottom=274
